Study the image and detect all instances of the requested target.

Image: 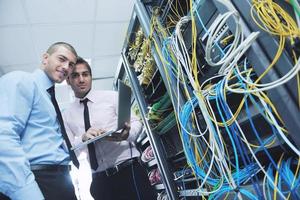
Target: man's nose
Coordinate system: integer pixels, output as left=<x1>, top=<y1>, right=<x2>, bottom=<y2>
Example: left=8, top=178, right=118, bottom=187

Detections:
left=79, top=74, right=84, bottom=82
left=61, top=62, right=70, bottom=71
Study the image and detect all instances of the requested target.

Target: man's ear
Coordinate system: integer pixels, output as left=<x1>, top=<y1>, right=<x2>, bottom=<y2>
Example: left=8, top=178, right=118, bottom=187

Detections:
left=41, top=53, right=49, bottom=66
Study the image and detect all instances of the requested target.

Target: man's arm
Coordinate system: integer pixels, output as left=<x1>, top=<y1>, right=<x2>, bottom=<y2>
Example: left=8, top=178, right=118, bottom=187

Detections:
left=126, top=114, right=143, bottom=142
left=0, top=73, right=44, bottom=200
left=106, top=115, right=142, bottom=142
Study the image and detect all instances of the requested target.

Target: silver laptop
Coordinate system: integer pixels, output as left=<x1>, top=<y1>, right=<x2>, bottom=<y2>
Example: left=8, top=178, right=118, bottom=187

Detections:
left=71, top=80, right=132, bottom=150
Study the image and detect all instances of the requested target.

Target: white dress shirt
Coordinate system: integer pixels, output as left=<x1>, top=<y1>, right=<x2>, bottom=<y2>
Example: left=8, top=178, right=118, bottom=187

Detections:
left=63, top=90, right=142, bottom=173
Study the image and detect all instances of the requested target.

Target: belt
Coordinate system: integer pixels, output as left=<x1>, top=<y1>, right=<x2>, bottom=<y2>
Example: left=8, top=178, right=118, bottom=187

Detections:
left=93, top=158, right=138, bottom=178
left=30, top=164, right=71, bottom=171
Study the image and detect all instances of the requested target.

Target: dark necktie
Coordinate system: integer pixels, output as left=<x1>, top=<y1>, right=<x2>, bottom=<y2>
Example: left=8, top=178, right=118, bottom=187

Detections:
left=47, top=86, right=80, bottom=168
left=80, top=98, right=99, bottom=170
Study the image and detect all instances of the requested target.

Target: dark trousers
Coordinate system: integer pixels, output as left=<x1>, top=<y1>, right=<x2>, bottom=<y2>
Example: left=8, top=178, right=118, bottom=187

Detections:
left=90, top=159, right=156, bottom=200
left=0, top=193, right=9, bottom=200
left=0, top=169, right=77, bottom=200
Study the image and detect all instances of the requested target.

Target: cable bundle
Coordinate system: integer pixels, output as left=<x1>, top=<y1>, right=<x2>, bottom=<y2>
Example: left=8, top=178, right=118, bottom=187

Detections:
left=135, top=0, right=300, bottom=199
left=223, top=0, right=300, bottom=94
left=152, top=111, right=176, bottom=135
left=264, top=156, right=300, bottom=199
left=128, top=27, right=145, bottom=61
left=138, top=55, right=156, bottom=85
left=148, top=93, right=172, bottom=124
left=145, top=92, right=177, bottom=134
left=203, top=0, right=260, bottom=75
left=128, top=30, right=157, bottom=85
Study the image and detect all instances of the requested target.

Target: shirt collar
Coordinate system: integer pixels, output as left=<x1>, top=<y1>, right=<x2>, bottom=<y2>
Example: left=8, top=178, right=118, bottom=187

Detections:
left=75, top=90, right=97, bottom=104
left=32, top=69, right=54, bottom=91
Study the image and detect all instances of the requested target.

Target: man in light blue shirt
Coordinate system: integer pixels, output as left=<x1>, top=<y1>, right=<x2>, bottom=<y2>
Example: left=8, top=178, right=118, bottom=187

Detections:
left=0, top=42, right=78, bottom=200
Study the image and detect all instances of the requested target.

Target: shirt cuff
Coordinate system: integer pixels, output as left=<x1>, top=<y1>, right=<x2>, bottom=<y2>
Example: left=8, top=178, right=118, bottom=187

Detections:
left=10, top=181, right=44, bottom=200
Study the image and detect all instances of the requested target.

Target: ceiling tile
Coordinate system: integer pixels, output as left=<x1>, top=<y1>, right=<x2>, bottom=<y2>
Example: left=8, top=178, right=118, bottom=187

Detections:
left=25, top=0, right=96, bottom=24
left=96, top=0, right=135, bottom=22
left=31, top=24, right=94, bottom=58
left=0, top=0, right=27, bottom=25
left=92, top=56, right=120, bottom=78
left=0, top=27, right=37, bottom=66
left=94, top=22, right=129, bottom=56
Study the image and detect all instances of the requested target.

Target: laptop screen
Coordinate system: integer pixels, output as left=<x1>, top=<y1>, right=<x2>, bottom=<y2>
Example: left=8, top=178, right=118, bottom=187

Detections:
left=117, top=79, right=131, bottom=130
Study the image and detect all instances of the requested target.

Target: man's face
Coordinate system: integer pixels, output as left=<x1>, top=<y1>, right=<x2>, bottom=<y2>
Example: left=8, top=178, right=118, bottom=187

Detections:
left=67, top=63, right=92, bottom=98
left=42, top=46, right=77, bottom=83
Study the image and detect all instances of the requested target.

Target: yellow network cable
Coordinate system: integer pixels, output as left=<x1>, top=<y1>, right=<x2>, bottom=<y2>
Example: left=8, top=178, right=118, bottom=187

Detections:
left=221, top=35, right=234, bottom=46
left=254, top=90, right=287, bottom=132
left=251, top=0, right=300, bottom=85
left=273, top=153, right=285, bottom=200
left=198, top=70, right=250, bottom=128
left=252, top=0, right=300, bottom=36
left=154, top=2, right=294, bottom=196
left=148, top=13, right=185, bottom=149
left=298, top=73, right=300, bottom=108
left=292, top=50, right=300, bottom=108
left=198, top=0, right=290, bottom=143
left=225, top=64, right=288, bottom=133
left=164, top=0, right=189, bottom=32
left=286, top=157, right=300, bottom=199
left=148, top=11, right=213, bottom=194
left=169, top=0, right=185, bottom=20
left=191, top=0, right=201, bottom=92
left=208, top=69, right=285, bottom=148
left=152, top=15, right=181, bottom=70
left=158, top=4, right=226, bottom=191
left=141, top=1, right=298, bottom=199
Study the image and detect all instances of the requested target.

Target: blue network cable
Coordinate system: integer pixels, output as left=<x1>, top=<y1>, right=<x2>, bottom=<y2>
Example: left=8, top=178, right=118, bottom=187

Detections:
left=162, top=38, right=178, bottom=79
left=233, top=66, right=297, bottom=198
left=179, top=93, right=262, bottom=198
left=265, top=158, right=300, bottom=199
left=214, top=79, right=263, bottom=198
left=180, top=97, right=222, bottom=186
left=192, top=0, right=225, bottom=57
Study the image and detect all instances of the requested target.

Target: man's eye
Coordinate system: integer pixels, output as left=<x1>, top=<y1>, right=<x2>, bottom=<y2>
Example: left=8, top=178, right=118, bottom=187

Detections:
left=72, top=74, right=79, bottom=78
left=59, top=57, right=65, bottom=62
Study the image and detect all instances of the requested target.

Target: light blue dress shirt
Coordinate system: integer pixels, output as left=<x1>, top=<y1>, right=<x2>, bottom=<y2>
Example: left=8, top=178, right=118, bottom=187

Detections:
left=0, top=69, right=70, bottom=200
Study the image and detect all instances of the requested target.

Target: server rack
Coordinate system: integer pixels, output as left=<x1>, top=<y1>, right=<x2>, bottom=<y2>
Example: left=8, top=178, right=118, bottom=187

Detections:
left=115, top=0, right=300, bottom=199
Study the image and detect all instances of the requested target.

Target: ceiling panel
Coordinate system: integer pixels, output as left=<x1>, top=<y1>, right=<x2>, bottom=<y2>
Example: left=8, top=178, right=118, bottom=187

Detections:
left=0, top=0, right=27, bottom=26
left=32, top=24, right=94, bottom=58
left=0, top=0, right=134, bottom=91
left=25, top=0, right=96, bottom=24
left=96, top=0, right=135, bottom=22
left=92, top=56, right=120, bottom=78
left=0, top=26, right=37, bottom=66
left=94, top=22, right=128, bottom=56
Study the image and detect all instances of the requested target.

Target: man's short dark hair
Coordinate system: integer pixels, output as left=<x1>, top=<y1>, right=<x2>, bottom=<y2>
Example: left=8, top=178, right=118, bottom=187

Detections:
left=76, top=57, right=92, bottom=76
left=47, top=42, right=78, bottom=58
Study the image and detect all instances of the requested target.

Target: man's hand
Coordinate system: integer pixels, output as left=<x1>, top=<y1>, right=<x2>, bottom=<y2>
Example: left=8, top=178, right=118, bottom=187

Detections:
left=82, top=128, right=105, bottom=142
left=106, top=122, right=131, bottom=142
